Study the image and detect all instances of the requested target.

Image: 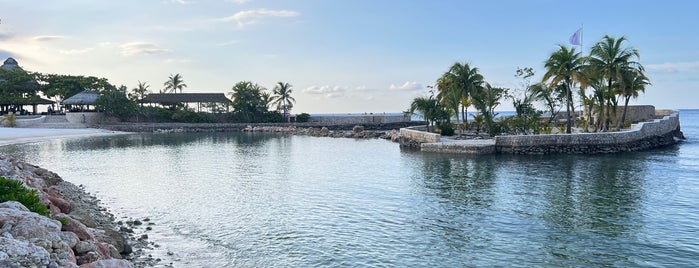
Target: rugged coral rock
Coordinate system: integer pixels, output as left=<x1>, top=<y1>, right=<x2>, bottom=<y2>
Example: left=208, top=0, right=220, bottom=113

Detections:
left=0, top=155, right=139, bottom=268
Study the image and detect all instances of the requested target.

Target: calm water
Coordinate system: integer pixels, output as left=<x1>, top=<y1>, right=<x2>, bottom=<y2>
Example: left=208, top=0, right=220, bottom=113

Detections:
left=2, top=110, right=698, bottom=267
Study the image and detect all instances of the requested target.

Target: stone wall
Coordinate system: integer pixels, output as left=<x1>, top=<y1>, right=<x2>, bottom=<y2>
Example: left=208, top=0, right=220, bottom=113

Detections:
left=66, top=112, right=104, bottom=126
left=399, top=126, right=440, bottom=148
left=584, top=105, right=657, bottom=124
left=495, top=111, right=681, bottom=154
left=14, top=115, right=46, bottom=127
left=308, top=114, right=410, bottom=124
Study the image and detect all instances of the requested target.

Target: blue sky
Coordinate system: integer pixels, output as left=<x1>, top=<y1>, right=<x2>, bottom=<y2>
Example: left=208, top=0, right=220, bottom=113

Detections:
left=1, top=0, right=697, bottom=113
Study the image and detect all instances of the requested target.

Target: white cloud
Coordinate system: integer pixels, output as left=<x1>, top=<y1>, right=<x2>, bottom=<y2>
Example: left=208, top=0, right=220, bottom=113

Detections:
left=389, top=81, right=423, bottom=91
left=164, top=58, right=191, bottom=64
left=646, top=61, right=699, bottom=73
left=31, top=35, right=65, bottom=42
left=119, top=42, right=171, bottom=56
left=58, top=48, right=93, bottom=55
left=227, top=0, right=250, bottom=3
left=302, top=85, right=347, bottom=98
left=218, top=9, right=300, bottom=28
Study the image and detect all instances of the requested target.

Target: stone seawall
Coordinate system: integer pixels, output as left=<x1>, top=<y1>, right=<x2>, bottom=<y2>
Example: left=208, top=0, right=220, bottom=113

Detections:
left=308, top=114, right=410, bottom=124
left=398, top=126, right=440, bottom=148
left=495, top=111, right=681, bottom=154
left=101, top=121, right=424, bottom=133
left=399, top=111, right=682, bottom=154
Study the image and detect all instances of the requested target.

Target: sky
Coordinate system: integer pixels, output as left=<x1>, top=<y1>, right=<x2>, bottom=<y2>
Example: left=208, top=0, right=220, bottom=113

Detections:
left=0, top=0, right=697, bottom=113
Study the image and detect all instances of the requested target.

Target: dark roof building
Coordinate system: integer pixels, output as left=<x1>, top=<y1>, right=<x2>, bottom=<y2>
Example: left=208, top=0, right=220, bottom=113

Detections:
left=138, top=93, right=232, bottom=105
left=139, top=93, right=232, bottom=113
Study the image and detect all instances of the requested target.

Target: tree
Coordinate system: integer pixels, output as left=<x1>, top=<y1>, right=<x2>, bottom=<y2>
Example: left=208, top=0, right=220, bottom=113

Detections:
left=436, top=72, right=462, bottom=124
left=271, top=82, right=296, bottom=122
left=408, top=94, right=450, bottom=132
left=442, top=62, right=484, bottom=124
left=129, top=81, right=150, bottom=104
left=95, top=86, right=138, bottom=121
left=542, top=45, right=587, bottom=133
left=228, top=81, right=268, bottom=122
left=163, top=73, right=187, bottom=93
left=0, top=69, right=40, bottom=111
left=615, top=66, right=650, bottom=127
left=588, top=35, right=640, bottom=131
left=38, top=74, right=116, bottom=103
left=471, top=84, right=506, bottom=135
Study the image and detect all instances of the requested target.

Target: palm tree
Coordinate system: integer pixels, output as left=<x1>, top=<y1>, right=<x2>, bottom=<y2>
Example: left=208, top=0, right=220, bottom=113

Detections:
left=129, top=81, right=150, bottom=105
left=542, top=45, right=587, bottom=133
left=408, top=95, right=449, bottom=132
left=471, top=83, right=506, bottom=134
left=588, top=35, right=640, bottom=131
left=615, top=66, right=650, bottom=127
left=271, top=82, right=296, bottom=122
left=435, top=73, right=461, bottom=123
left=443, top=62, right=485, bottom=125
left=260, top=91, right=273, bottom=110
left=163, top=73, right=187, bottom=93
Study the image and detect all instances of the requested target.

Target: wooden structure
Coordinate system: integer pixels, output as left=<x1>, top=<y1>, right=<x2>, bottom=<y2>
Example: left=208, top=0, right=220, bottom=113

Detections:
left=138, top=93, right=231, bottom=112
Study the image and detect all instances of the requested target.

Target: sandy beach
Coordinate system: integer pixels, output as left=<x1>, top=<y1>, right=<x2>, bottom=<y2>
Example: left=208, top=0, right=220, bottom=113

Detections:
left=0, top=127, right=127, bottom=146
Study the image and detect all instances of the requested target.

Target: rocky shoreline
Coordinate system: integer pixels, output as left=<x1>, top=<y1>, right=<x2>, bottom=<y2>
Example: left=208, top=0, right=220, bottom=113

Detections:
left=0, top=155, right=157, bottom=267
left=241, top=125, right=402, bottom=141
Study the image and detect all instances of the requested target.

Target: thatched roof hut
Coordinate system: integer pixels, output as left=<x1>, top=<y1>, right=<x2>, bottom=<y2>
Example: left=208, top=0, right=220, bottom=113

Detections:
left=62, top=90, right=101, bottom=105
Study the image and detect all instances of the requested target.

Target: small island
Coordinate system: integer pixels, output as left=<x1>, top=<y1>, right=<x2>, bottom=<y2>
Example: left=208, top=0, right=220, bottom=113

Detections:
left=399, top=35, right=684, bottom=154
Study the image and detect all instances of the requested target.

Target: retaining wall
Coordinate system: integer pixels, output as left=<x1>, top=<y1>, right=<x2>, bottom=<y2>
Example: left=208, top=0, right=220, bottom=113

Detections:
left=495, top=111, right=681, bottom=154
left=399, top=111, right=682, bottom=154
left=398, top=126, right=440, bottom=148
left=308, top=114, right=410, bottom=124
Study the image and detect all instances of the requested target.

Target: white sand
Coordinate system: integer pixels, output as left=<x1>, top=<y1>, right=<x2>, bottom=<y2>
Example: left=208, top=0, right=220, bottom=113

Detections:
left=0, top=127, right=127, bottom=146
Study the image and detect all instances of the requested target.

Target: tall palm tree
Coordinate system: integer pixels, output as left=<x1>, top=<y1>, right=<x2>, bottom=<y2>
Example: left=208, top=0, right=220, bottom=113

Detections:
left=163, top=73, right=187, bottom=94
left=589, top=35, right=640, bottom=131
left=542, top=45, right=587, bottom=133
left=129, top=81, right=150, bottom=105
left=270, top=82, right=296, bottom=121
left=615, top=66, right=650, bottom=126
left=408, top=95, right=449, bottom=132
left=445, top=62, right=484, bottom=124
left=435, top=73, right=462, bottom=123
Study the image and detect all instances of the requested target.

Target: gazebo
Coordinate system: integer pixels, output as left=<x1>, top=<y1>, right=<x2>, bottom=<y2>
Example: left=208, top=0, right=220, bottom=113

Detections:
left=62, top=90, right=100, bottom=111
left=0, top=57, right=54, bottom=114
left=138, top=93, right=231, bottom=112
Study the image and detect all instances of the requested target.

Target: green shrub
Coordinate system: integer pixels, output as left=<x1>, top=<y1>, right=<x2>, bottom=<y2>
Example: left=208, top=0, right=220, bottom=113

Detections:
left=171, top=109, right=215, bottom=123
left=1, top=113, right=17, bottom=127
left=438, top=122, right=455, bottom=136
left=296, top=113, right=310, bottom=122
left=0, top=177, right=50, bottom=216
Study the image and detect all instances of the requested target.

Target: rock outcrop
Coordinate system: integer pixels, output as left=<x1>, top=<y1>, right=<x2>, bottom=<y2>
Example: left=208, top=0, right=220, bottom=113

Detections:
left=0, top=155, right=140, bottom=267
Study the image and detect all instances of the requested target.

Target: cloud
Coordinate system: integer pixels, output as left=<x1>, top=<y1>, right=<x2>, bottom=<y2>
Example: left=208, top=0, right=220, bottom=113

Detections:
left=302, top=85, right=347, bottom=98
left=164, top=58, right=191, bottom=64
left=218, top=9, right=300, bottom=28
left=58, top=48, right=93, bottom=55
left=646, top=61, right=699, bottom=73
left=389, top=81, right=423, bottom=91
left=227, top=0, right=250, bottom=3
left=119, top=42, right=171, bottom=56
left=168, top=0, right=193, bottom=4
left=31, top=35, right=65, bottom=42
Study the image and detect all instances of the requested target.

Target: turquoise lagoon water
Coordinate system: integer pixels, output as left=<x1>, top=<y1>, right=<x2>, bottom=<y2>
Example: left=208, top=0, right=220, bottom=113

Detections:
left=1, top=110, right=698, bottom=267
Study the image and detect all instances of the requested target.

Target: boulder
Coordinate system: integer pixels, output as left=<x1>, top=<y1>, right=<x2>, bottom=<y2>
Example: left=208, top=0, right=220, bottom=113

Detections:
left=55, top=214, right=93, bottom=241
left=0, top=236, right=51, bottom=267
left=352, top=125, right=365, bottom=133
left=79, top=259, right=134, bottom=268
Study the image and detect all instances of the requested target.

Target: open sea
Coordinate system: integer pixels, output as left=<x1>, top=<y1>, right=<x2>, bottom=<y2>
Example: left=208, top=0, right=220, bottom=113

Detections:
left=1, top=110, right=698, bottom=267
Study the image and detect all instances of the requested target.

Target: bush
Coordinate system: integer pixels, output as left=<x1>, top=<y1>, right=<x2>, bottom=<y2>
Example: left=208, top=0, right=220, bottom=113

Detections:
left=1, top=113, right=17, bottom=127
left=0, top=177, right=50, bottom=216
left=438, top=122, right=455, bottom=136
left=296, top=113, right=310, bottom=122
left=171, top=109, right=215, bottom=123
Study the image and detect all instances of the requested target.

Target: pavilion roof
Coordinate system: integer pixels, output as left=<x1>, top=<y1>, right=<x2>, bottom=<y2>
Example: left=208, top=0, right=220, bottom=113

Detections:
left=62, top=90, right=101, bottom=105
left=138, top=93, right=231, bottom=104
